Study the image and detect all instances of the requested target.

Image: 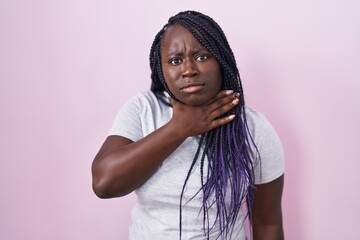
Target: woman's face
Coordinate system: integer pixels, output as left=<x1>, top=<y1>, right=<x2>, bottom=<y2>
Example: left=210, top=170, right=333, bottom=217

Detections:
left=160, top=24, right=222, bottom=106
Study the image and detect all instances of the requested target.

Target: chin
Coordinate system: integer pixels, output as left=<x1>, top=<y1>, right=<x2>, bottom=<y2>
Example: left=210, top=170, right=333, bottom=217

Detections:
left=180, top=96, right=208, bottom=106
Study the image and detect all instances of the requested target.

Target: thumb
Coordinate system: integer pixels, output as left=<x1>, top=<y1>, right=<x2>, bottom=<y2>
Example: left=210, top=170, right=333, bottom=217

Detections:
left=163, top=91, right=176, bottom=106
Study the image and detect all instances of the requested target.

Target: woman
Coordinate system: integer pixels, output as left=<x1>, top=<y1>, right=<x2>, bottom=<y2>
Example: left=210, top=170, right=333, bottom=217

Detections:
left=92, top=10, right=285, bottom=240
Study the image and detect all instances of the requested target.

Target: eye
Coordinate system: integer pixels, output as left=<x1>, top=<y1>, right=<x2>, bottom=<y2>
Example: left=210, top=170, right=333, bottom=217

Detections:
left=196, top=54, right=208, bottom=62
left=169, top=57, right=182, bottom=65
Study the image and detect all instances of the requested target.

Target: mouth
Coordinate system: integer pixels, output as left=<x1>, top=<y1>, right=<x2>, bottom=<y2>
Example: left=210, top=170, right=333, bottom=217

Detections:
left=180, top=82, right=205, bottom=94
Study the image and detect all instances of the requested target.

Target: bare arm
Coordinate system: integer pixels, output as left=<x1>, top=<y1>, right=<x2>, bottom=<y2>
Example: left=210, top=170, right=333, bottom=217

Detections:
left=91, top=90, right=239, bottom=198
left=252, top=175, right=284, bottom=240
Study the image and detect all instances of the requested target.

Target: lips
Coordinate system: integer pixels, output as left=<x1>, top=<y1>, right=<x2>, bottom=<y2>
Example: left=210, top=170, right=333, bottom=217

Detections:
left=180, top=82, right=205, bottom=94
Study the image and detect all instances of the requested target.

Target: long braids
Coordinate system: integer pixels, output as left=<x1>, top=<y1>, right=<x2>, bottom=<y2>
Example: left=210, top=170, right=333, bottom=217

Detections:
left=149, top=10, right=258, bottom=239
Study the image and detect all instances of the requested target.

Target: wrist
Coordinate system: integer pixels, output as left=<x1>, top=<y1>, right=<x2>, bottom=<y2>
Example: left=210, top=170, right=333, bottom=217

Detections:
left=166, top=119, right=189, bottom=140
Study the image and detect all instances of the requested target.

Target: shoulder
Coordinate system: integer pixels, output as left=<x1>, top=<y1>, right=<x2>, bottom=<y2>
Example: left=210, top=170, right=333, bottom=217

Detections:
left=120, top=90, right=171, bottom=124
left=108, top=91, right=169, bottom=139
left=117, top=91, right=163, bottom=113
left=127, top=90, right=158, bottom=105
left=244, top=106, right=271, bottom=135
left=244, top=106, right=285, bottom=184
left=126, top=91, right=167, bottom=108
left=244, top=105, right=284, bottom=161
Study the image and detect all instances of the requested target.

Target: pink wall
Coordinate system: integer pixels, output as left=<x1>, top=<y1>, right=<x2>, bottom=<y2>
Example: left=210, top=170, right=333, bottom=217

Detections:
left=1, top=0, right=359, bottom=239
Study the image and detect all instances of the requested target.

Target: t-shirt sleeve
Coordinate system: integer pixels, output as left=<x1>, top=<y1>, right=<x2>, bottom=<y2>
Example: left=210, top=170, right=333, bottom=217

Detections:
left=108, top=95, right=143, bottom=142
left=252, top=115, right=285, bottom=185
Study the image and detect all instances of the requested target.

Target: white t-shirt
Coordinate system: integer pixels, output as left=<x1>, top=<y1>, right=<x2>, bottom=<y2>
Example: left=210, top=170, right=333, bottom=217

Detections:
left=109, top=91, right=285, bottom=240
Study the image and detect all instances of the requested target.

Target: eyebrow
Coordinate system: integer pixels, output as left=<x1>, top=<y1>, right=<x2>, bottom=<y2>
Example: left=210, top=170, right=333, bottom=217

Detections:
left=165, top=46, right=209, bottom=58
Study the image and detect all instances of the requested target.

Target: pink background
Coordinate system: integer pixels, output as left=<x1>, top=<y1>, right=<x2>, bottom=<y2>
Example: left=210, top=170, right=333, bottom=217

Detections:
left=1, top=0, right=359, bottom=239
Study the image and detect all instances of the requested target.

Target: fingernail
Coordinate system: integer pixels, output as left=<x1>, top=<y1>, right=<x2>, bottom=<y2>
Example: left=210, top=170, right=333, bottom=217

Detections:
left=232, top=98, right=239, bottom=104
left=233, top=92, right=240, bottom=98
left=228, top=114, right=235, bottom=120
left=163, top=91, right=170, bottom=98
left=225, top=90, right=234, bottom=95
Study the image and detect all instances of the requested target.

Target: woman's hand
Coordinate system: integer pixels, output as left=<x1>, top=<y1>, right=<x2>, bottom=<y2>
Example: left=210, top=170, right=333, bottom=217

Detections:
left=92, top=90, right=240, bottom=198
left=167, top=90, right=240, bottom=138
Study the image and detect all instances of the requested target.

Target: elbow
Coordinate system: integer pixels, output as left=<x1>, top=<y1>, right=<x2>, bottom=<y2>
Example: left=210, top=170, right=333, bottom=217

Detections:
left=92, top=178, right=113, bottom=199
left=91, top=164, right=117, bottom=199
left=91, top=157, right=118, bottom=198
left=92, top=173, right=131, bottom=199
left=91, top=157, right=134, bottom=198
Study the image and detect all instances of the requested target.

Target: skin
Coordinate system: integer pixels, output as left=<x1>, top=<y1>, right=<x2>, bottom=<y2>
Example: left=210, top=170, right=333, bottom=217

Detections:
left=253, top=175, right=285, bottom=240
left=92, top=24, right=284, bottom=240
left=160, top=24, right=222, bottom=106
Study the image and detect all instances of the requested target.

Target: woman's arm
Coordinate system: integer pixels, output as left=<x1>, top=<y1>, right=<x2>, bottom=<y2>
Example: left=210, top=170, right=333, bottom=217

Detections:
left=91, top=126, right=186, bottom=199
left=91, top=90, right=239, bottom=198
left=252, top=175, right=284, bottom=240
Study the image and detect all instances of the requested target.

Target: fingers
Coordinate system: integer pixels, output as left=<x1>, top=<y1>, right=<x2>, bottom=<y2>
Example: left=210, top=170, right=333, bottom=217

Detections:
left=165, top=89, right=240, bottom=136
left=208, top=90, right=241, bottom=117
left=209, top=114, right=236, bottom=129
left=163, top=91, right=176, bottom=106
left=206, top=89, right=233, bottom=106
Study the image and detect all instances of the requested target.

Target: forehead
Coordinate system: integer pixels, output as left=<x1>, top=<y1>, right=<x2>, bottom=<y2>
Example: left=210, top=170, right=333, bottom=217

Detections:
left=161, top=24, right=205, bottom=51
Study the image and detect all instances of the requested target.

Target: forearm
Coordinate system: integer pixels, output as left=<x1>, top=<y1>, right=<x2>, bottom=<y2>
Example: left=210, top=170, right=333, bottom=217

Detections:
left=253, top=222, right=284, bottom=240
left=92, top=121, right=187, bottom=198
left=92, top=90, right=239, bottom=199
left=251, top=176, right=285, bottom=240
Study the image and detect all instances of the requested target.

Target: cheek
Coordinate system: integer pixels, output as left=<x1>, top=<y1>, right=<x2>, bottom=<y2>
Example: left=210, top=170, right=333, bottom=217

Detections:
left=164, top=67, right=185, bottom=92
left=162, top=70, right=179, bottom=95
left=161, top=65, right=173, bottom=88
left=165, top=81, right=177, bottom=93
left=211, top=66, right=223, bottom=89
left=162, top=70, right=185, bottom=100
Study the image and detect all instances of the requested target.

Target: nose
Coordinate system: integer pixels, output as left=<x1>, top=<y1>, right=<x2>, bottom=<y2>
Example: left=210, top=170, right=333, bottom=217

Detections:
left=181, top=59, right=198, bottom=78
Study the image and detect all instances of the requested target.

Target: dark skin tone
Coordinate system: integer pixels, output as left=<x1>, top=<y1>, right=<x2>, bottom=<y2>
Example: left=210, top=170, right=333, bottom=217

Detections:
left=92, top=24, right=284, bottom=239
left=160, top=24, right=222, bottom=106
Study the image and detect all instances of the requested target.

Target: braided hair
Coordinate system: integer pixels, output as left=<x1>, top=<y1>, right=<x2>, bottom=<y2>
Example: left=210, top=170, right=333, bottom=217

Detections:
left=149, top=10, right=259, bottom=239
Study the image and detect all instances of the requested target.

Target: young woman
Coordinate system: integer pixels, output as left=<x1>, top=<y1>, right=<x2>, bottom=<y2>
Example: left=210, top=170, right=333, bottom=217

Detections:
left=92, top=10, right=285, bottom=240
